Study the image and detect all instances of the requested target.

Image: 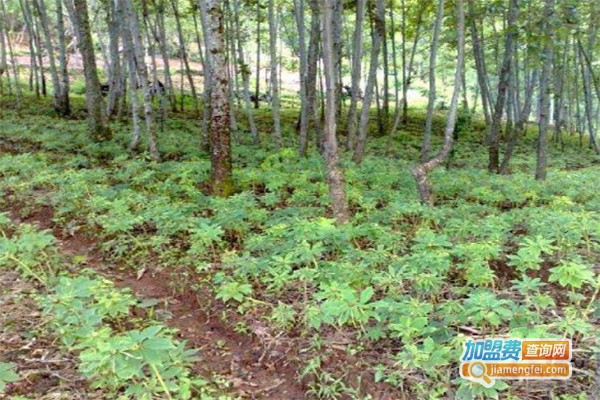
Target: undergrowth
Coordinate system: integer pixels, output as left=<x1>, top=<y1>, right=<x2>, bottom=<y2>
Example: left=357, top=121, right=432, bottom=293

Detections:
left=0, top=100, right=598, bottom=399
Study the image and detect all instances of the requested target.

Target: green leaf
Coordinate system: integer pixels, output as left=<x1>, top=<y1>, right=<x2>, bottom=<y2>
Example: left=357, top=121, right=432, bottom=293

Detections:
left=0, top=362, right=19, bottom=391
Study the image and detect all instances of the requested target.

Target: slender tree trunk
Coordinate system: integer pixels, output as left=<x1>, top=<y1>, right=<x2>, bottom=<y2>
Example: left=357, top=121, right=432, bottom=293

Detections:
left=400, top=0, right=407, bottom=123
left=65, top=0, right=111, bottom=141
left=203, top=0, right=234, bottom=197
left=420, top=0, right=444, bottom=163
left=352, top=0, right=384, bottom=164
left=223, top=0, right=238, bottom=137
left=380, top=3, right=389, bottom=130
left=389, top=0, right=425, bottom=134
left=321, top=0, right=349, bottom=225
left=56, top=0, right=71, bottom=117
left=294, top=0, right=309, bottom=156
left=579, top=46, right=600, bottom=154
left=105, top=0, right=123, bottom=118
left=0, top=5, right=8, bottom=95
left=345, top=0, right=366, bottom=150
left=467, top=0, right=491, bottom=132
left=412, top=0, right=464, bottom=206
left=488, top=0, right=518, bottom=173
left=198, top=0, right=212, bottom=149
left=233, top=0, right=258, bottom=145
left=122, top=0, right=159, bottom=160
left=331, top=0, right=343, bottom=119
left=170, top=0, right=199, bottom=114
left=268, top=0, right=282, bottom=149
left=151, top=0, right=177, bottom=112
left=1, top=0, right=22, bottom=107
left=124, top=33, right=142, bottom=151
left=32, top=0, right=61, bottom=112
left=499, top=69, right=538, bottom=174
left=20, top=0, right=38, bottom=95
left=535, top=0, right=554, bottom=180
left=306, top=0, right=322, bottom=151
left=254, top=2, right=261, bottom=109
left=577, top=41, right=600, bottom=154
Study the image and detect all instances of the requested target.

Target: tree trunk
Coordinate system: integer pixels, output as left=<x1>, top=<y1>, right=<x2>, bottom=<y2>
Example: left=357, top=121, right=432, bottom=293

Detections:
left=488, top=0, right=518, bottom=173
left=170, top=0, right=199, bottom=114
left=467, top=0, right=491, bottom=134
left=389, top=0, right=425, bottom=134
left=499, top=69, right=538, bottom=174
left=345, top=0, right=366, bottom=150
left=306, top=0, right=322, bottom=151
left=352, top=0, right=384, bottom=164
left=32, top=0, right=61, bottom=113
left=321, top=0, right=349, bottom=225
left=105, top=0, right=123, bottom=118
left=411, top=0, right=464, bottom=206
left=420, top=0, right=444, bottom=163
left=122, top=0, right=159, bottom=160
left=202, top=0, right=234, bottom=197
left=65, top=0, right=112, bottom=141
left=268, top=0, right=282, bottom=149
left=294, top=0, right=309, bottom=156
left=254, top=2, right=261, bottom=109
left=535, top=0, right=554, bottom=180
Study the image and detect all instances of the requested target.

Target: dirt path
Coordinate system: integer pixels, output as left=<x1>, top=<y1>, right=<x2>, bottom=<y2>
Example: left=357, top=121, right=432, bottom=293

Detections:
left=6, top=203, right=306, bottom=400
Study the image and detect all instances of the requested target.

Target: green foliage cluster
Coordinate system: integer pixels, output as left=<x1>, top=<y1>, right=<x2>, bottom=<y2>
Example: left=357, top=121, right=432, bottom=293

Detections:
left=0, top=109, right=598, bottom=398
left=0, top=203, right=226, bottom=399
left=0, top=213, right=59, bottom=284
left=0, top=362, right=19, bottom=392
left=41, top=276, right=220, bottom=400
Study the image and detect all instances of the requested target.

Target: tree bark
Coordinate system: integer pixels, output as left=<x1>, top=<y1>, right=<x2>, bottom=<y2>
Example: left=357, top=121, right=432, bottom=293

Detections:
left=321, top=0, right=349, bottom=225
left=32, top=0, right=61, bottom=113
left=411, top=0, right=464, bottom=206
left=420, top=0, right=444, bottom=163
left=535, top=0, right=554, bottom=180
left=294, top=0, right=309, bottom=156
left=268, top=0, right=282, bottom=149
left=352, top=0, right=384, bottom=164
left=122, top=0, right=159, bottom=160
left=488, top=0, right=518, bottom=173
left=233, top=0, right=258, bottom=145
left=345, top=0, right=366, bottom=150
left=65, top=0, right=111, bottom=141
left=202, top=0, right=234, bottom=197
left=499, top=69, right=538, bottom=174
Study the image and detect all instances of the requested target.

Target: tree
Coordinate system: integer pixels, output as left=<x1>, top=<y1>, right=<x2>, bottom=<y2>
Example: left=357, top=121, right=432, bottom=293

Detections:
left=345, top=0, right=366, bottom=150
left=420, top=0, right=445, bottom=163
left=487, top=0, right=518, bottom=173
left=202, top=0, right=234, bottom=197
left=412, top=0, right=464, bottom=205
left=321, top=0, right=349, bottom=224
left=268, top=0, right=282, bottom=149
left=65, top=0, right=111, bottom=141
left=352, top=0, right=385, bottom=164
left=535, top=0, right=554, bottom=180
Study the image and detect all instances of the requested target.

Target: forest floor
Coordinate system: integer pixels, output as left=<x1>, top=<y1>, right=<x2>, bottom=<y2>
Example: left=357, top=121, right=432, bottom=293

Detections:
left=0, top=198, right=304, bottom=399
left=0, top=95, right=599, bottom=399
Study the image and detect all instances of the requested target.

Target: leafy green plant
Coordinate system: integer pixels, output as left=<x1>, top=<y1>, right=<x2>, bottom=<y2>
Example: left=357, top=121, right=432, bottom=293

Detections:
left=549, top=259, right=595, bottom=289
left=0, top=223, right=58, bottom=284
left=40, top=276, right=217, bottom=399
left=0, top=362, right=19, bottom=392
left=215, top=280, right=253, bottom=303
